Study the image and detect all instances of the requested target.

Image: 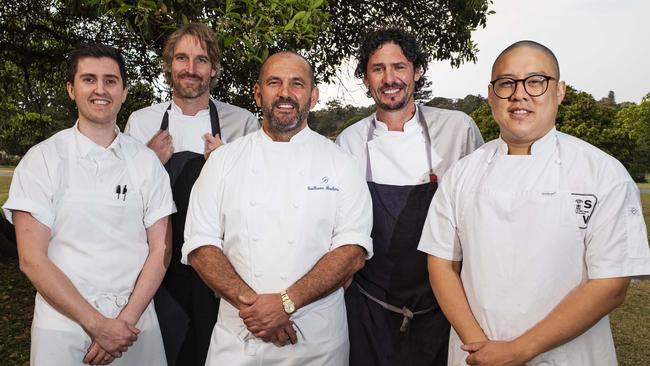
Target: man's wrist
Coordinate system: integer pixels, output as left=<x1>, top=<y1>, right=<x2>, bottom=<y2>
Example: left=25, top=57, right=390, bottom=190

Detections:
left=280, top=290, right=296, bottom=315
left=510, top=336, right=539, bottom=363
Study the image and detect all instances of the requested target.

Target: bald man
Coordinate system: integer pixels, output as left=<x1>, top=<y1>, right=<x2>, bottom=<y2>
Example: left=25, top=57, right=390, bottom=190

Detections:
left=418, top=40, right=650, bottom=365
left=182, top=51, right=373, bottom=365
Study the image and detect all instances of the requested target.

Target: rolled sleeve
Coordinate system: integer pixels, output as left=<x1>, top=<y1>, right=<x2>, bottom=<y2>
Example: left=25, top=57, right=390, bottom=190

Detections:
left=182, top=155, right=225, bottom=264
left=331, top=159, right=373, bottom=258
left=2, top=147, right=56, bottom=228
left=586, top=180, right=650, bottom=278
left=142, top=155, right=176, bottom=228
left=418, top=172, right=463, bottom=261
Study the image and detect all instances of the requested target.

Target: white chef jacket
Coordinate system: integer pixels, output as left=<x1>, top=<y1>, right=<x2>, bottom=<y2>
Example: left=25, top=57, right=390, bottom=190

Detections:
left=418, top=127, right=650, bottom=365
left=336, top=105, right=483, bottom=185
left=3, top=123, right=175, bottom=365
left=125, top=99, right=259, bottom=152
left=182, top=126, right=373, bottom=365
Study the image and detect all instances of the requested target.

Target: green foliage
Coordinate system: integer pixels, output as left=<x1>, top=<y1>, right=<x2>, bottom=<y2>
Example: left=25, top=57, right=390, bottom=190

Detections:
left=0, top=0, right=493, bottom=155
left=309, top=99, right=375, bottom=138
left=469, top=102, right=500, bottom=142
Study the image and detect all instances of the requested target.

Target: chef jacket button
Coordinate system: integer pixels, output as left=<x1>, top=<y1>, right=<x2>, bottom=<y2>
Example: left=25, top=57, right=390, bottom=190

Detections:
left=254, top=271, right=262, bottom=277
left=251, top=236, right=258, bottom=242
left=250, top=200, right=257, bottom=206
left=288, top=239, right=295, bottom=245
left=299, top=170, right=305, bottom=176
left=280, top=273, right=287, bottom=280
left=292, top=202, right=300, bottom=208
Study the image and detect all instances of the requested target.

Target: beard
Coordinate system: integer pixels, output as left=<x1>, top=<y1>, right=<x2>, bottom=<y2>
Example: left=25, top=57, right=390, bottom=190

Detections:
left=371, top=82, right=412, bottom=111
left=172, top=72, right=210, bottom=99
left=263, top=96, right=311, bottom=134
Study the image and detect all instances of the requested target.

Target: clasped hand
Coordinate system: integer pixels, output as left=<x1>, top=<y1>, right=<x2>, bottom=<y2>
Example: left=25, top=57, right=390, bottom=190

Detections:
left=83, top=317, right=140, bottom=365
left=238, top=293, right=298, bottom=346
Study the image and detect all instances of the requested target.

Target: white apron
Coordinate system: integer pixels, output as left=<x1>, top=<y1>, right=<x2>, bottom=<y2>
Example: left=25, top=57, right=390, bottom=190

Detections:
left=448, top=137, right=617, bottom=366
left=205, top=131, right=348, bottom=365
left=30, top=138, right=167, bottom=366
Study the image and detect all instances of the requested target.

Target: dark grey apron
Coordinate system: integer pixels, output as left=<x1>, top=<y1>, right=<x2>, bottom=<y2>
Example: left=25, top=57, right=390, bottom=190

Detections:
left=153, top=101, right=220, bottom=366
left=346, top=109, right=450, bottom=366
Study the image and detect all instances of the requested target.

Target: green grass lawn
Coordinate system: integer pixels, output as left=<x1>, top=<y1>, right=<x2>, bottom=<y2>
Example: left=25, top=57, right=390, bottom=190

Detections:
left=0, top=173, right=649, bottom=365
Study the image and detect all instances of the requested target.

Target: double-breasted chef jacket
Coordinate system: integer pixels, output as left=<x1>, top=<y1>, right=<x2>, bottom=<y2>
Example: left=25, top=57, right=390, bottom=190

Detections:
left=418, top=128, right=650, bottom=365
left=336, top=105, right=483, bottom=365
left=126, top=98, right=259, bottom=365
left=182, top=126, right=373, bottom=365
left=3, top=123, right=175, bottom=365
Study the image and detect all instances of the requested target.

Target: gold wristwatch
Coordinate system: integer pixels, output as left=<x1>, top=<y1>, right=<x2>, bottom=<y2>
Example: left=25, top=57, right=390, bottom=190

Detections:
left=280, top=290, right=296, bottom=315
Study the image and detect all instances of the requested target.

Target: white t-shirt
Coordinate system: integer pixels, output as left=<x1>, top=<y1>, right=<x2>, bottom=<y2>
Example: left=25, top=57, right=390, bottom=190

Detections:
left=125, top=99, right=259, bottom=154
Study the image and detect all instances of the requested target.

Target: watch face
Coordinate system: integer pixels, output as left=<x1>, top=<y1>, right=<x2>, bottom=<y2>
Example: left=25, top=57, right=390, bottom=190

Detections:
left=284, top=302, right=296, bottom=314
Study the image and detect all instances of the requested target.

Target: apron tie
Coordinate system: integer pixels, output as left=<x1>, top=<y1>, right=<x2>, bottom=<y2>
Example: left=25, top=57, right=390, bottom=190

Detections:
left=356, top=283, right=436, bottom=332
left=87, top=291, right=131, bottom=311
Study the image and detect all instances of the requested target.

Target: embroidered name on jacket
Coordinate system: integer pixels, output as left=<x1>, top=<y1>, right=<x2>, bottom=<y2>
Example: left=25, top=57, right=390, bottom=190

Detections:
left=571, top=193, right=598, bottom=229
left=307, top=176, right=340, bottom=191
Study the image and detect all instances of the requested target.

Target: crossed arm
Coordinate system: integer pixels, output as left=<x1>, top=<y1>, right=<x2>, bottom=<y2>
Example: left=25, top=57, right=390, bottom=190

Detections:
left=189, top=243, right=365, bottom=345
left=14, top=211, right=171, bottom=365
left=427, top=256, right=630, bottom=366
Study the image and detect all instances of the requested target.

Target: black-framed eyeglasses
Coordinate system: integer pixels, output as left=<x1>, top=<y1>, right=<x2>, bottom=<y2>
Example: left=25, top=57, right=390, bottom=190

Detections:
left=490, top=74, right=557, bottom=99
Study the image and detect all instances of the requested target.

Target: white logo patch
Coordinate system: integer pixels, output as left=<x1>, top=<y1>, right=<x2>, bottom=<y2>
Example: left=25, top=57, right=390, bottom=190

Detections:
left=571, top=193, right=597, bottom=229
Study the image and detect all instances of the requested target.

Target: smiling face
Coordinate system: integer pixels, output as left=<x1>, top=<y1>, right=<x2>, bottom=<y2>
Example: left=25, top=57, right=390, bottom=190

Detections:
left=488, top=46, right=565, bottom=153
left=254, top=52, right=318, bottom=137
left=363, top=42, right=421, bottom=112
left=170, top=35, right=216, bottom=99
left=66, top=57, right=127, bottom=128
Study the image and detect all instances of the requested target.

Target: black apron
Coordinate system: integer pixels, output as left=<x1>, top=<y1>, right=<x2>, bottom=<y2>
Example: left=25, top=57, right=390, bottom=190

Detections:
left=346, top=110, right=450, bottom=366
left=153, top=101, right=221, bottom=366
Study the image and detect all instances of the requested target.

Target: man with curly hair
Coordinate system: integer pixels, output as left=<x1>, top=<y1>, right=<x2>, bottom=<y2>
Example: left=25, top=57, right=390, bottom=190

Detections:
left=336, top=27, right=484, bottom=365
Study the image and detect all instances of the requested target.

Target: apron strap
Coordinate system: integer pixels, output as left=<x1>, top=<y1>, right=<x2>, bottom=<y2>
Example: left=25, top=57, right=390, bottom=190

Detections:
left=159, top=100, right=221, bottom=137
left=209, top=100, right=221, bottom=137
left=159, top=103, right=173, bottom=130
left=355, top=282, right=436, bottom=332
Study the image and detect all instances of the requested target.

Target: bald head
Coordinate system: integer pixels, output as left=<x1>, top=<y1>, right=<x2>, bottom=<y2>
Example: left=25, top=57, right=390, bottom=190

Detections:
left=257, top=51, right=315, bottom=88
left=492, top=40, right=560, bottom=79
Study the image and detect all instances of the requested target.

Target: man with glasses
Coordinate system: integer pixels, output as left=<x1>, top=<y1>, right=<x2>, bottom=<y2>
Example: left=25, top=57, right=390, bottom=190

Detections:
left=419, top=40, right=650, bottom=365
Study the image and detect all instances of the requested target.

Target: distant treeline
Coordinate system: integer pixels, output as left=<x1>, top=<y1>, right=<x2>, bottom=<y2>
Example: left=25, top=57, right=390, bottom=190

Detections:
left=308, top=88, right=650, bottom=182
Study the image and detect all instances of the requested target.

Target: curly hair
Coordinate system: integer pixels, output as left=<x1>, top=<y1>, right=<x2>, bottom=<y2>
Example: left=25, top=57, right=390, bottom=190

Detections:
left=162, top=23, right=221, bottom=90
left=355, top=27, right=428, bottom=92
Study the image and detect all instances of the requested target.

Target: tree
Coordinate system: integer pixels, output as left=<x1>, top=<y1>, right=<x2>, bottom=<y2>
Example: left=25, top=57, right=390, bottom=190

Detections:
left=613, top=93, right=650, bottom=181
left=92, top=0, right=493, bottom=109
left=1, top=0, right=493, bottom=155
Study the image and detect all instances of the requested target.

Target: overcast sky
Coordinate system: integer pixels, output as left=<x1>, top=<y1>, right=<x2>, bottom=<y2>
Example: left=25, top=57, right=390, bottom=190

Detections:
left=317, top=0, right=650, bottom=109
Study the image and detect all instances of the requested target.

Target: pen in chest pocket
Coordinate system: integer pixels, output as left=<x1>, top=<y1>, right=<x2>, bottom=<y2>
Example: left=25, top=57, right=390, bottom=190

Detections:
left=115, top=185, right=128, bottom=200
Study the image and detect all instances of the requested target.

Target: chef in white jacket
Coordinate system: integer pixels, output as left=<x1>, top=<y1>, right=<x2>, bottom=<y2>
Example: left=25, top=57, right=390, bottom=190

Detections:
left=3, top=44, right=174, bottom=366
left=418, top=40, right=650, bottom=366
left=182, top=51, right=373, bottom=365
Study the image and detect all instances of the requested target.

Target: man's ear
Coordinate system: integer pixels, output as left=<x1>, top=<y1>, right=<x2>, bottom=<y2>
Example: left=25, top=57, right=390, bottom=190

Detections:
left=556, top=80, right=566, bottom=104
left=66, top=82, right=75, bottom=101
left=310, top=87, right=320, bottom=109
left=253, top=83, right=261, bottom=107
left=414, top=67, right=423, bottom=82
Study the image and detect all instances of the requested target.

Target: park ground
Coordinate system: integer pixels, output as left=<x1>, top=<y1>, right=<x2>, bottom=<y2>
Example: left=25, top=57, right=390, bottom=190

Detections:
left=0, top=172, right=649, bottom=365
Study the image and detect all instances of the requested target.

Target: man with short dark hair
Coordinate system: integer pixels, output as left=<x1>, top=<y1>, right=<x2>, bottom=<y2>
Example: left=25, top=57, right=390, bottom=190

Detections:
left=183, top=51, right=373, bottom=365
left=420, top=40, right=650, bottom=365
left=336, top=28, right=483, bottom=365
left=4, top=43, right=174, bottom=365
left=125, top=23, right=259, bottom=365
